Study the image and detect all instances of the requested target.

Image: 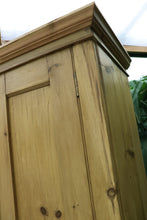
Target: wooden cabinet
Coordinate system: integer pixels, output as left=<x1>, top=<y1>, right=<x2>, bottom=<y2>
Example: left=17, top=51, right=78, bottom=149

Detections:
left=0, top=3, right=147, bottom=220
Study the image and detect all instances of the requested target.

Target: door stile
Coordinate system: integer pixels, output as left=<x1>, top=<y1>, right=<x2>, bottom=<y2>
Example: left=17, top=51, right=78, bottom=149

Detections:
left=0, top=74, right=16, bottom=219
left=70, top=47, right=97, bottom=220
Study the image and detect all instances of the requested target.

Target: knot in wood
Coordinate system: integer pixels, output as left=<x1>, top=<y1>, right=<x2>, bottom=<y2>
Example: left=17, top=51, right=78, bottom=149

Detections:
left=126, top=149, right=135, bottom=158
left=55, top=210, right=62, bottom=218
left=107, top=188, right=117, bottom=199
left=40, top=207, right=47, bottom=215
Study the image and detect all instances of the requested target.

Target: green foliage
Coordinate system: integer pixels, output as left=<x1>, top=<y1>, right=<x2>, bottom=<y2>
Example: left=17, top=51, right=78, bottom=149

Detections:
left=129, top=76, right=147, bottom=176
left=129, top=76, right=147, bottom=137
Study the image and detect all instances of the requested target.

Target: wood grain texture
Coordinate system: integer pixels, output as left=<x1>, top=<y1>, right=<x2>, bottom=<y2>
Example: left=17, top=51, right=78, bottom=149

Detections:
left=0, top=3, right=130, bottom=70
left=98, top=46, right=147, bottom=220
left=0, top=74, right=16, bottom=219
left=72, top=40, right=121, bottom=220
left=0, top=3, right=94, bottom=64
left=5, top=56, right=49, bottom=96
left=8, top=48, right=93, bottom=220
left=0, top=28, right=93, bottom=74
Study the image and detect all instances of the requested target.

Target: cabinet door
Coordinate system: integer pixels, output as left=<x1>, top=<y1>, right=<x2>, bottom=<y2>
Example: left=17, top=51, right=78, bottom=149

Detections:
left=7, top=49, right=93, bottom=220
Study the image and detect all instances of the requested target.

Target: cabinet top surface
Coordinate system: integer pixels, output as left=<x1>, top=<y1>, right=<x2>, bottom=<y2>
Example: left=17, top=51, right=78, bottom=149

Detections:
left=0, top=2, right=131, bottom=69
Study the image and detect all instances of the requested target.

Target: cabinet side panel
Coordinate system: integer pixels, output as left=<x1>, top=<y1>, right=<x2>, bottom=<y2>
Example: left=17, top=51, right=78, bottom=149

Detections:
left=0, top=74, right=16, bottom=219
left=98, top=46, right=147, bottom=220
left=8, top=48, right=93, bottom=220
left=72, top=41, right=121, bottom=220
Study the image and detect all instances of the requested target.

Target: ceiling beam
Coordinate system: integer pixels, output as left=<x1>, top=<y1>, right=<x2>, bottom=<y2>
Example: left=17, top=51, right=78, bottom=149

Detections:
left=124, top=45, right=147, bottom=57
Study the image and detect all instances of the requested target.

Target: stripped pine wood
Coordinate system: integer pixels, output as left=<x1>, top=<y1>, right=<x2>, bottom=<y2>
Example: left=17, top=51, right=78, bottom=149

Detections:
left=72, top=40, right=121, bottom=220
left=0, top=28, right=93, bottom=74
left=0, top=3, right=146, bottom=220
left=0, top=74, right=16, bottom=220
left=98, top=46, right=147, bottom=220
left=0, top=3, right=94, bottom=64
left=0, top=3, right=130, bottom=69
left=8, top=48, right=93, bottom=220
left=5, top=56, right=49, bottom=96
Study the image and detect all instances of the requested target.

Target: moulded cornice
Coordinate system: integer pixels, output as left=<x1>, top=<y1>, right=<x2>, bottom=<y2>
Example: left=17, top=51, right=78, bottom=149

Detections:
left=0, top=2, right=131, bottom=69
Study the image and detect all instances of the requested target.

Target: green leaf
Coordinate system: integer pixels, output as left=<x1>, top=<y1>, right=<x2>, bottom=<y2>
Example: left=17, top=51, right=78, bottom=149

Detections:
left=129, top=76, right=147, bottom=137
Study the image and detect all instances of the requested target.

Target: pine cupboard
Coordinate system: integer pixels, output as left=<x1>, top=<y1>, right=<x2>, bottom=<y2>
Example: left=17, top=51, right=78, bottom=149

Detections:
left=0, top=3, right=147, bottom=220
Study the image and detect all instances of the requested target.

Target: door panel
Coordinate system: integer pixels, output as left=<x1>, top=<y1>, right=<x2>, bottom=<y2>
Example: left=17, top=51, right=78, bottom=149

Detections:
left=8, top=49, right=93, bottom=220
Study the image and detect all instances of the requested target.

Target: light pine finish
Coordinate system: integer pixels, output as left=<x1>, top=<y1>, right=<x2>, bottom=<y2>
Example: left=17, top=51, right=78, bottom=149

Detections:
left=0, top=2, right=94, bottom=64
left=0, top=3, right=130, bottom=69
left=8, top=49, right=93, bottom=220
left=97, top=46, right=147, bottom=219
left=0, top=3, right=146, bottom=220
left=0, top=28, right=93, bottom=74
left=72, top=41, right=121, bottom=220
left=0, top=74, right=16, bottom=219
left=6, top=56, right=49, bottom=96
